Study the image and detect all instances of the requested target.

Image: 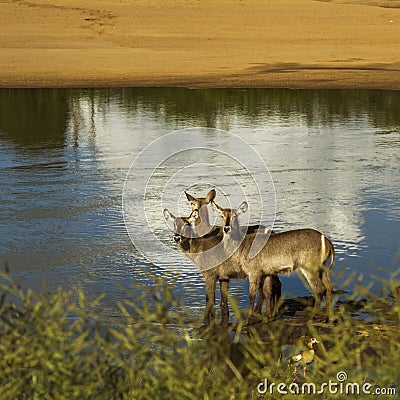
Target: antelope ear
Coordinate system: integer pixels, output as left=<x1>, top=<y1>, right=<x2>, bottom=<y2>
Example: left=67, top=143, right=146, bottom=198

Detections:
left=211, top=201, right=223, bottom=214
left=185, top=191, right=195, bottom=203
left=189, top=209, right=199, bottom=223
left=205, top=189, right=216, bottom=203
left=236, top=201, right=248, bottom=215
left=163, top=209, right=175, bottom=221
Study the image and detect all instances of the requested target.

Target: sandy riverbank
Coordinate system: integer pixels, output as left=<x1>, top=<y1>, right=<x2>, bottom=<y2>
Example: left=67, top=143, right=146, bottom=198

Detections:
left=1, top=0, right=400, bottom=89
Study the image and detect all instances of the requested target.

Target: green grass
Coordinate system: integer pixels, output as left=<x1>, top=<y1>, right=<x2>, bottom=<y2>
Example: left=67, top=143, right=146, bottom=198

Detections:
left=0, top=271, right=399, bottom=400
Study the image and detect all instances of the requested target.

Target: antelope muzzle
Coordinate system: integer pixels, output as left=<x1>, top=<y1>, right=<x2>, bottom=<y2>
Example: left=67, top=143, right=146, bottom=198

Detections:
left=224, top=226, right=231, bottom=234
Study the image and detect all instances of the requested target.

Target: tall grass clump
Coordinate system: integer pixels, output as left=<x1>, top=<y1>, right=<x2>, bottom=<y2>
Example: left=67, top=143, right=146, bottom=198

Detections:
left=0, top=269, right=399, bottom=400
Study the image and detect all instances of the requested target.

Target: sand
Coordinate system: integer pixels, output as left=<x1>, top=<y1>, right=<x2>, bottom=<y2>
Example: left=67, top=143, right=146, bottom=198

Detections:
left=1, top=0, right=400, bottom=89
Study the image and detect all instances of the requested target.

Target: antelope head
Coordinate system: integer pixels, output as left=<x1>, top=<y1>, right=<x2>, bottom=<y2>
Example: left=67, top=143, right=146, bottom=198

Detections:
left=211, top=200, right=248, bottom=239
left=163, top=209, right=199, bottom=244
left=185, top=189, right=216, bottom=233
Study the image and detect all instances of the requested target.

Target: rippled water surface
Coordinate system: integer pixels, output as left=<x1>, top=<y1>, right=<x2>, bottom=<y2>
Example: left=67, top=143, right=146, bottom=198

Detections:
left=0, top=88, right=399, bottom=319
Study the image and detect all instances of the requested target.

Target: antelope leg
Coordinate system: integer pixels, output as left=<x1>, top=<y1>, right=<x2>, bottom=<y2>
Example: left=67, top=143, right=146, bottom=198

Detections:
left=204, top=276, right=217, bottom=324
left=322, top=271, right=333, bottom=319
left=246, top=275, right=261, bottom=324
left=254, top=276, right=265, bottom=315
left=219, top=279, right=229, bottom=326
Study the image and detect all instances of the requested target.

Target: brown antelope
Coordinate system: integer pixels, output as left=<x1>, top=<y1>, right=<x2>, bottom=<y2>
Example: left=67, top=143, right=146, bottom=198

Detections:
left=184, top=189, right=281, bottom=321
left=212, top=200, right=335, bottom=322
left=185, top=189, right=216, bottom=237
left=163, top=208, right=281, bottom=325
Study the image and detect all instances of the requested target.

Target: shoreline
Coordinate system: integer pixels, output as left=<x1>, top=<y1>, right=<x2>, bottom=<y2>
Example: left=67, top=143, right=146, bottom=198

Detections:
left=1, top=0, right=400, bottom=89
left=2, top=70, right=400, bottom=90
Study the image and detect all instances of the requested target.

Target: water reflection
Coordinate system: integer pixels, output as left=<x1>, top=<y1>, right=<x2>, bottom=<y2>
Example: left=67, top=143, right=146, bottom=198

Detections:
left=0, top=88, right=399, bottom=320
left=0, top=89, right=68, bottom=150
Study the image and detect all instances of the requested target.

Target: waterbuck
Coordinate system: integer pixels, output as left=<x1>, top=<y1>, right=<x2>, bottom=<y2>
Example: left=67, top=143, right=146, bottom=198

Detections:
left=185, top=189, right=216, bottom=237
left=184, top=189, right=281, bottom=320
left=163, top=208, right=281, bottom=325
left=212, top=200, right=335, bottom=321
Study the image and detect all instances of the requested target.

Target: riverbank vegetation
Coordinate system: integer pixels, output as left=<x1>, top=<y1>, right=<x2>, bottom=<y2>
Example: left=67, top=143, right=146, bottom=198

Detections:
left=0, top=271, right=399, bottom=399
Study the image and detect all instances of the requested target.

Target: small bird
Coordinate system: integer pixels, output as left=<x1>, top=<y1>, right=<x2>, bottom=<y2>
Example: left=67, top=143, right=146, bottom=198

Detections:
left=287, top=337, right=319, bottom=379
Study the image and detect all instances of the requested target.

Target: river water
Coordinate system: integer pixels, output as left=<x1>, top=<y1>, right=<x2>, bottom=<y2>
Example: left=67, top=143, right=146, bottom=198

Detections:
left=0, top=88, right=399, bottom=320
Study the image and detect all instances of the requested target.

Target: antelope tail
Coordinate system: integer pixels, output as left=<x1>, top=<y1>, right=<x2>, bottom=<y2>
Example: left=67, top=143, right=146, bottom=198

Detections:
left=324, top=237, right=335, bottom=279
